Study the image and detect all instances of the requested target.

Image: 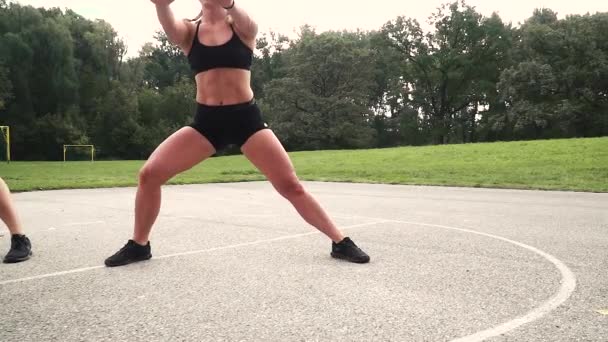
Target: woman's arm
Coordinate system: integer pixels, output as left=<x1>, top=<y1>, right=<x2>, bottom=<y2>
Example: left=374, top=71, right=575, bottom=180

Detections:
left=214, top=0, right=258, bottom=40
left=151, top=0, right=193, bottom=48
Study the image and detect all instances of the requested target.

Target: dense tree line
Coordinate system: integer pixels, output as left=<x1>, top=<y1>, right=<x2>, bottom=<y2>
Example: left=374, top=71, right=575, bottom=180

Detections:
left=0, top=0, right=606, bottom=160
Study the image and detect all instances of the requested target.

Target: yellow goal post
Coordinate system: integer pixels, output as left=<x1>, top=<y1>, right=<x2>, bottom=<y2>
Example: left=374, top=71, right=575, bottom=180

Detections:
left=63, top=144, right=95, bottom=162
left=0, top=126, right=9, bottom=163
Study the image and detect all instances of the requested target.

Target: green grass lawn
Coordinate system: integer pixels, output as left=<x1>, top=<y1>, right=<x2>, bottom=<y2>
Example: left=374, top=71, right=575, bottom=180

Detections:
left=1, top=137, right=606, bottom=192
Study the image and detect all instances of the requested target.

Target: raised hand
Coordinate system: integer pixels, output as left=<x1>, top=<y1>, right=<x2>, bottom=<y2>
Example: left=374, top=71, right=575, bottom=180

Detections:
left=150, top=0, right=176, bottom=6
left=208, top=0, right=234, bottom=9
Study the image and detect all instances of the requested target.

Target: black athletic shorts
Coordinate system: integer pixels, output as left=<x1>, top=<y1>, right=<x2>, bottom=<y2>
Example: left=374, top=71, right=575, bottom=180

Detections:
left=189, top=99, right=269, bottom=151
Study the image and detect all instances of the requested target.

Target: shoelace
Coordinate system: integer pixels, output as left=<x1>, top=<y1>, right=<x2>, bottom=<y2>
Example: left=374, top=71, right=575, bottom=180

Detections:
left=342, top=239, right=356, bottom=248
left=11, top=236, right=27, bottom=250
left=115, top=242, right=134, bottom=256
left=345, top=241, right=365, bottom=255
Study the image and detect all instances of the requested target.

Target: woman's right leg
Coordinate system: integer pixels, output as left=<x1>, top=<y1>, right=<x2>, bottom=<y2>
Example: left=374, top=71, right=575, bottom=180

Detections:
left=134, top=127, right=216, bottom=244
left=105, top=127, right=215, bottom=267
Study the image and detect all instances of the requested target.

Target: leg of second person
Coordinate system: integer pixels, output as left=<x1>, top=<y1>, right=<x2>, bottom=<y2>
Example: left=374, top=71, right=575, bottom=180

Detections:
left=0, top=177, right=23, bottom=236
left=1, top=177, right=32, bottom=263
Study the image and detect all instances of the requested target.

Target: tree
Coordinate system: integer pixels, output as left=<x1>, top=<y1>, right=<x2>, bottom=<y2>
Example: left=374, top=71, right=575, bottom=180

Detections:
left=0, top=63, right=11, bottom=110
left=0, top=1, right=606, bottom=159
left=496, top=10, right=608, bottom=139
left=251, top=31, right=289, bottom=99
left=368, top=30, right=428, bottom=147
left=143, top=32, right=192, bottom=90
left=383, top=1, right=513, bottom=144
left=93, top=81, right=142, bottom=159
left=263, top=28, right=376, bottom=150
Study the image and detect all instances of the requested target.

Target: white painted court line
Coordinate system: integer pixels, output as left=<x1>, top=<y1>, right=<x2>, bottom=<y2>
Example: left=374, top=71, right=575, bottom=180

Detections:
left=156, top=220, right=386, bottom=260
left=0, top=220, right=387, bottom=286
left=0, top=265, right=106, bottom=286
left=0, top=214, right=577, bottom=342
left=344, top=216, right=577, bottom=342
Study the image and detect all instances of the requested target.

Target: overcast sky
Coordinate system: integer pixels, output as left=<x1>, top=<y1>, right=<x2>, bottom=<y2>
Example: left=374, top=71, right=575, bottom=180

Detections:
left=14, top=0, right=608, bottom=56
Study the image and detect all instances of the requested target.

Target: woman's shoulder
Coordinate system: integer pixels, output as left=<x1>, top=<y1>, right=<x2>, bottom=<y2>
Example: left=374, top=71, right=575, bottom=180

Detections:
left=179, top=19, right=199, bottom=54
left=227, top=17, right=256, bottom=51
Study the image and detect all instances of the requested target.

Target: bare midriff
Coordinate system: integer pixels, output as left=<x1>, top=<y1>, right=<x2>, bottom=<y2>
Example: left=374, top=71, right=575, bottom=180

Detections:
left=195, top=68, right=253, bottom=105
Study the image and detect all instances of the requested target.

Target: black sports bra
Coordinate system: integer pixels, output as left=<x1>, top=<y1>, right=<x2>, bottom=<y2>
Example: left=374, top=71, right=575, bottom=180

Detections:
left=187, top=21, right=253, bottom=74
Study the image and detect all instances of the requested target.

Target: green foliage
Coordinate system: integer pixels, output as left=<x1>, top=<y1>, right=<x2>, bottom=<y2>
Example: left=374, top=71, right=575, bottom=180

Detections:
left=0, top=63, right=11, bottom=110
left=0, top=1, right=606, bottom=161
left=382, top=1, right=514, bottom=144
left=142, top=32, right=191, bottom=90
left=92, top=81, right=141, bottom=159
left=251, top=31, right=289, bottom=98
left=263, top=29, right=376, bottom=150
left=497, top=11, right=608, bottom=138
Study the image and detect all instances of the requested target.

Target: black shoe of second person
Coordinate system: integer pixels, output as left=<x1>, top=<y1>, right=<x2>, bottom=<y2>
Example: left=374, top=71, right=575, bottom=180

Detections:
left=104, top=240, right=152, bottom=267
left=3, top=234, right=32, bottom=264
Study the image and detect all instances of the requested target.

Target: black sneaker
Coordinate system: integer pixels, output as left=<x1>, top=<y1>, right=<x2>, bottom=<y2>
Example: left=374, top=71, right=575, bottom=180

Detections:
left=105, top=240, right=152, bottom=267
left=331, top=237, right=370, bottom=264
left=3, top=234, right=32, bottom=264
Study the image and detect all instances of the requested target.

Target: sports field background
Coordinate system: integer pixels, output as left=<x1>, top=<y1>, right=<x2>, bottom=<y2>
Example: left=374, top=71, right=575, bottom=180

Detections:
left=1, top=138, right=606, bottom=192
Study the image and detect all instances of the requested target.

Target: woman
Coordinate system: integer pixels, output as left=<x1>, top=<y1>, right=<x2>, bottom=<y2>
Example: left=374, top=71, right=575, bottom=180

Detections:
left=1, top=177, right=32, bottom=263
left=105, top=0, right=370, bottom=266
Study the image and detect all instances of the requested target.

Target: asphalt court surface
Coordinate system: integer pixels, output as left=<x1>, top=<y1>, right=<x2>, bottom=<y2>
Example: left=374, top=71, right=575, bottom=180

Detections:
left=1, top=182, right=606, bottom=341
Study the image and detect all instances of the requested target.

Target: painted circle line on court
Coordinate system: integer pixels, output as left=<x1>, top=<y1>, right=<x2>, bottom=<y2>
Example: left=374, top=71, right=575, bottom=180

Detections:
left=344, top=216, right=577, bottom=342
left=0, top=218, right=576, bottom=342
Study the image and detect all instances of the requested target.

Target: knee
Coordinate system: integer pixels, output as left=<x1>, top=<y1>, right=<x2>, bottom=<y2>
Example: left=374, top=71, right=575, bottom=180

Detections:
left=275, top=179, right=306, bottom=199
left=138, top=164, right=167, bottom=187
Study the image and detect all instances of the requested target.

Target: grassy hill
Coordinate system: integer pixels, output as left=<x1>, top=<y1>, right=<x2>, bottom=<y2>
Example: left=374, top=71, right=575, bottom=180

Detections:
left=1, top=137, right=606, bottom=192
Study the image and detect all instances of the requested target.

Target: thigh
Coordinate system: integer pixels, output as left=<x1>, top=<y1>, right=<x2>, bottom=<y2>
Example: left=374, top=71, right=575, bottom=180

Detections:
left=240, top=129, right=296, bottom=184
left=144, top=126, right=216, bottom=180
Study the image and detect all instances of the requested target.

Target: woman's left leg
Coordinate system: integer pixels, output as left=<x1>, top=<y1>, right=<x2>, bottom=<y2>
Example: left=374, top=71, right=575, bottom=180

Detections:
left=241, top=130, right=343, bottom=241
left=241, top=130, right=370, bottom=263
